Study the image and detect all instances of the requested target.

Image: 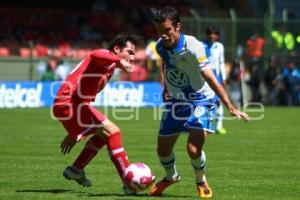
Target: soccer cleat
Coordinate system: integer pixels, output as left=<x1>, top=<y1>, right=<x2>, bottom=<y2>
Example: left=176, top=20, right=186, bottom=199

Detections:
left=216, top=127, right=227, bottom=135
left=63, top=166, right=92, bottom=187
left=149, top=175, right=180, bottom=196
left=196, top=181, right=212, bottom=198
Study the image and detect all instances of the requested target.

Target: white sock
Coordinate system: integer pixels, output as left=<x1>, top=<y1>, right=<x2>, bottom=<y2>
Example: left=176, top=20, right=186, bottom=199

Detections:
left=199, top=175, right=206, bottom=184
left=190, top=150, right=207, bottom=183
left=217, top=104, right=224, bottom=129
left=159, top=152, right=178, bottom=180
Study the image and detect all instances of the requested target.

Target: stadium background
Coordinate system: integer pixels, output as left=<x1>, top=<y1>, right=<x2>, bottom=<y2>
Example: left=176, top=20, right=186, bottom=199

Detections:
left=0, top=0, right=300, bottom=106
left=0, top=1, right=300, bottom=200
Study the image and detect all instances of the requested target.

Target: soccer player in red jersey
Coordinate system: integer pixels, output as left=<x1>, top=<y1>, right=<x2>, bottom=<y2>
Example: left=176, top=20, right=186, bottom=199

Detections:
left=52, top=33, right=137, bottom=193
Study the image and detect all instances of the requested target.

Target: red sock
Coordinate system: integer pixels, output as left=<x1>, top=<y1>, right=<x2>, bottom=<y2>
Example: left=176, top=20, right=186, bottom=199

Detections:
left=73, top=135, right=106, bottom=169
left=106, top=132, right=130, bottom=178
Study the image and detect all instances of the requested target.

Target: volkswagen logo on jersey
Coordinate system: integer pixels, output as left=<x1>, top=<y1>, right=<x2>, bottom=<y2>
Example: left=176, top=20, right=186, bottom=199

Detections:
left=166, top=68, right=190, bottom=89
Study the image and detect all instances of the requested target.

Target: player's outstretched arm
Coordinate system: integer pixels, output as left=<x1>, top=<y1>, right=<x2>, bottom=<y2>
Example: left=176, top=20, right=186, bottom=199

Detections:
left=90, top=49, right=121, bottom=63
left=201, top=68, right=249, bottom=122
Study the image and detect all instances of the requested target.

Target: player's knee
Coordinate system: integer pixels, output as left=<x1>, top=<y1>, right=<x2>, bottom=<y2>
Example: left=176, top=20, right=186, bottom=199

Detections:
left=102, top=120, right=121, bottom=136
left=187, top=146, right=202, bottom=159
left=94, top=126, right=121, bottom=139
left=102, top=128, right=121, bottom=138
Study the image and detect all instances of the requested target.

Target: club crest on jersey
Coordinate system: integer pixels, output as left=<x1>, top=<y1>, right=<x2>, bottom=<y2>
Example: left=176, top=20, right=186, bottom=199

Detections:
left=194, top=106, right=206, bottom=117
left=166, top=68, right=190, bottom=89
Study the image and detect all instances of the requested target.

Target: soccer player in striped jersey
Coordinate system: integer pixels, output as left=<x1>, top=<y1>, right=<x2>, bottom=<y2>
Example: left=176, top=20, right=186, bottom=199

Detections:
left=149, top=7, right=249, bottom=198
left=53, top=33, right=137, bottom=194
left=203, top=26, right=227, bottom=135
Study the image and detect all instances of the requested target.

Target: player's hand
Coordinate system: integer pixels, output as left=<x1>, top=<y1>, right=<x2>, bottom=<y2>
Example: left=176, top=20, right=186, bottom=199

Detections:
left=60, top=135, right=76, bottom=154
left=228, top=107, right=250, bottom=122
left=120, top=59, right=134, bottom=73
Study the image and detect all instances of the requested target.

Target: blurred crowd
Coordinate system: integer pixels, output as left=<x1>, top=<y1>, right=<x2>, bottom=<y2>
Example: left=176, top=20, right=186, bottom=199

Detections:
left=0, top=0, right=193, bottom=57
left=0, top=0, right=261, bottom=57
left=227, top=31, right=300, bottom=106
left=0, top=1, right=300, bottom=106
left=227, top=56, right=300, bottom=107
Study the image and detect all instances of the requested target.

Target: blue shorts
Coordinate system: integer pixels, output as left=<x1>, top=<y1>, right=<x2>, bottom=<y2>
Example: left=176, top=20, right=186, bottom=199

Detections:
left=159, top=99, right=217, bottom=136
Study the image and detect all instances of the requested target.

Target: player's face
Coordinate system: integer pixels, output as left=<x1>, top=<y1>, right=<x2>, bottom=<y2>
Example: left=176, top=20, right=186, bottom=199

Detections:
left=155, top=19, right=181, bottom=49
left=115, top=41, right=136, bottom=63
left=208, top=33, right=219, bottom=43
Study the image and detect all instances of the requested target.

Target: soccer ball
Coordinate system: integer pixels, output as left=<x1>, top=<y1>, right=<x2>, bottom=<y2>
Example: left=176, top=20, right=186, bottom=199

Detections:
left=124, top=162, right=153, bottom=192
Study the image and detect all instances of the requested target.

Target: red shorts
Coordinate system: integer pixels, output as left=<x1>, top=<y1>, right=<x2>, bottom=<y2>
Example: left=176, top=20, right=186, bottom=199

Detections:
left=53, top=100, right=106, bottom=142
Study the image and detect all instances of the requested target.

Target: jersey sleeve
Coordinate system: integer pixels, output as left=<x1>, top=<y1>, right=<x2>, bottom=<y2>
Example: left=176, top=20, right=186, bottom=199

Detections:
left=89, top=49, right=121, bottom=65
left=188, top=37, right=211, bottom=71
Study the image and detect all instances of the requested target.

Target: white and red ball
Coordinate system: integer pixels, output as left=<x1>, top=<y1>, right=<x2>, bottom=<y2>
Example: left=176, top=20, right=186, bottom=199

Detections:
left=124, top=162, right=153, bottom=192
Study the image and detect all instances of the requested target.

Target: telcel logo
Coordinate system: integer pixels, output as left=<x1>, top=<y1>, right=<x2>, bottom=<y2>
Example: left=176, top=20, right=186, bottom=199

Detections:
left=93, top=83, right=144, bottom=107
left=0, top=83, right=42, bottom=108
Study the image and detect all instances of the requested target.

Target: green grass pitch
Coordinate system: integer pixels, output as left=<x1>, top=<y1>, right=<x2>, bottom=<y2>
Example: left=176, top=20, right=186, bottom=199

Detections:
left=0, top=107, right=299, bottom=200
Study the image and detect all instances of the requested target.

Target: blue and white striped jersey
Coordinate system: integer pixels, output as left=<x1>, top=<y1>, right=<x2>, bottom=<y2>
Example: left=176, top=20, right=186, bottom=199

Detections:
left=156, top=34, right=215, bottom=102
left=203, top=41, right=226, bottom=82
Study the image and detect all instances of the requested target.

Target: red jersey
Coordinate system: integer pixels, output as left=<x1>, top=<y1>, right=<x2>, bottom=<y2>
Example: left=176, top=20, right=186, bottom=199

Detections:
left=55, top=49, right=121, bottom=102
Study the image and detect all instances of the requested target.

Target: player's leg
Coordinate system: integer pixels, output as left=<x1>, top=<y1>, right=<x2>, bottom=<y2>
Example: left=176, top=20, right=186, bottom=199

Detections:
left=150, top=102, right=189, bottom=196
left=72, top=135, right=106, bottom=168
left=187, top=129, right=212, bottom=198
left=185, top=102, right=216, bottom=198
left=187, top=129, right=206, bottom=184
left=149, top=134, right=181, bottom=196
left=63, top=135, right=106, bottom=187
left=157, top=135, right=180, bottom=180
left=216, top=102, right=226, bottom=135
left=93, top=119, right=134, bottom=194
left=215, top=75, right=226, bottom=135
left=70, top=103, right=107, bottom=169
left=55, top=102, right=107, bottom=187
left=94, top=119, right=130, bottom=180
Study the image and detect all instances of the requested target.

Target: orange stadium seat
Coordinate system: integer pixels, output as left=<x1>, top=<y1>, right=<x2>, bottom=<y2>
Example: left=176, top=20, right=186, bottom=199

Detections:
left=19, top=47, right=38, bottom=58
left=0, top=47, right=10, bottom=56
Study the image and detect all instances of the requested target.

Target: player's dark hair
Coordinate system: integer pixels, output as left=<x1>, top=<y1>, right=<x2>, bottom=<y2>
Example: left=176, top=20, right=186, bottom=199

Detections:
left=109, top=33, right=138, bottom=51
left=206, top=26, right=220, bottom=35
left=153, top=7, right=180, bottom=26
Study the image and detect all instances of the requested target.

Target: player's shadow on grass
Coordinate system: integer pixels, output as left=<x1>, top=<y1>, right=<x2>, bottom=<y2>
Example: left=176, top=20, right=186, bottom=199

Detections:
left=16, top=189, right=73, bottom=194
left=16, top=190, right=192, bottom=198
left=84, top=193, right=192, bottom=198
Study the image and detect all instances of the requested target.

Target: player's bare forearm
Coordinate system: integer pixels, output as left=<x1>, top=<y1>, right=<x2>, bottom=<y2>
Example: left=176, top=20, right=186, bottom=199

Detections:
left=201, top=69, right=233, bottom=109
left=161, top=64, right=169, bottom=102
left=201, top=69, right=249, bottom=122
